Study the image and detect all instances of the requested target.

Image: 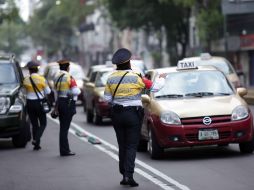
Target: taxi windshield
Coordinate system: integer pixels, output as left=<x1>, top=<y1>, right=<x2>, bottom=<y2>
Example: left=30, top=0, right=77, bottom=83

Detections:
left=0, top=63, right=18, bottom=84
left=154, top=70, right=234, bottom=98
left=195, top=60, right=234, bottom=75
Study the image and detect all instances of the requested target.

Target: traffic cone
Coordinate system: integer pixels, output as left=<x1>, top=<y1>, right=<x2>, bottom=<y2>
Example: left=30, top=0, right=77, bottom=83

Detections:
left=75, top=131, right=87, bottom=137
left=88, top=136, right=101, bottom=144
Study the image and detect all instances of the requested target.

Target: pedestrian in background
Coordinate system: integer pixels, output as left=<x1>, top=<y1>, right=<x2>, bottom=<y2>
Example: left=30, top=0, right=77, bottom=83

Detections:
left=54, top=59, right=80, bottom=156
left=104, top=48, right=165, bottom=187
left=23, top=61, right=51, bottom=150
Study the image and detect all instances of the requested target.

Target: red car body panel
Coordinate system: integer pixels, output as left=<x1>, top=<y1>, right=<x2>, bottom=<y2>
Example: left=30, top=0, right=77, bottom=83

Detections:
left=148, top=112, right=253, bottom=148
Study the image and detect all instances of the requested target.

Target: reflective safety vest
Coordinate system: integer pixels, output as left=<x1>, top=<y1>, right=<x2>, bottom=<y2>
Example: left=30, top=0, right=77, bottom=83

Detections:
left=23, top=73, right=50, bottom=100
left=104, top=70, right=145, bottom=107
left=54, top=71, right=81, bottom=100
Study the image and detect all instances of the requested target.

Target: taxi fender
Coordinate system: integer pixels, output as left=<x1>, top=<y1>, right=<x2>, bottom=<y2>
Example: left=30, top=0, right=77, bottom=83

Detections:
left=147, top=114, right=165, bottom=146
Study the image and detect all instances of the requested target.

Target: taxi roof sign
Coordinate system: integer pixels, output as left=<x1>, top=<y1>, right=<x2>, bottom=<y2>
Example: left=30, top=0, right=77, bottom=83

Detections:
left=177, top=60, right=197, bottom=70
left=200, top=52, right=212, bottom=60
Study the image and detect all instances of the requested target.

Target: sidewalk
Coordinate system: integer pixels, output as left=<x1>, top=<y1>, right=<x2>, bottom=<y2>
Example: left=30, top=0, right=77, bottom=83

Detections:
left=244, top=87, right=254, bottom=105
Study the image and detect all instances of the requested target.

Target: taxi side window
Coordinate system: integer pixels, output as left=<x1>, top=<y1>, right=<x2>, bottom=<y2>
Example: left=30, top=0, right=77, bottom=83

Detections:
left=145, top=73, right=151, bottom=80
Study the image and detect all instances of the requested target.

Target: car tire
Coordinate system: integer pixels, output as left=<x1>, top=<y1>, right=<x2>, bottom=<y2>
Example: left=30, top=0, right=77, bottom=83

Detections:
left=12, top=118, right=31, bottom=148
left=86, top=109, right=93, bottom=123
left=217, top=143, right=229, bottom=147
left=239, top=135, right=254, bottom=154
left=148, top=129, right=164, bottom=159
left=83, top=100, right=87, bottom=113
left=93, top=106, right=102, bottom=125
left=137, top=139, right=148, bottom=152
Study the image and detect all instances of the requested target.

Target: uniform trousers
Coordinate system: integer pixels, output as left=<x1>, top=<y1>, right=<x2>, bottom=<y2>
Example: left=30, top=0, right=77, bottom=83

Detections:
left=58, top=97, right=76, bottom=154
left=27, top=99, right=47, bottom=145
left=111, top=105, right=144, bottom=178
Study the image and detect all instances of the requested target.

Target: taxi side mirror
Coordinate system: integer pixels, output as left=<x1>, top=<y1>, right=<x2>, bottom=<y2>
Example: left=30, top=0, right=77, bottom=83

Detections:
left=83, top=77, right=89, bottom=83
left=86, top=82, right=95, bottom=88
left=141, top=94, right=151, bottom=104
left=237, top=87, right=247, bottom=97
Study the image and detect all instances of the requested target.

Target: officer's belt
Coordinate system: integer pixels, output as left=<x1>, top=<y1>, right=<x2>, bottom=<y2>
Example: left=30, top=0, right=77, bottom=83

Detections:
left=112, top=104, right=142, bottom=111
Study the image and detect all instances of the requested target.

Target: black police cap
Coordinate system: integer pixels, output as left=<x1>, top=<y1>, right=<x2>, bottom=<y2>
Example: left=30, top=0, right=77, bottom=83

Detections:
left=57, top=59, right=70, bottom=65
left=112, top=48, right=131, bottom=65
left=27, top=61, right=40, bottom=69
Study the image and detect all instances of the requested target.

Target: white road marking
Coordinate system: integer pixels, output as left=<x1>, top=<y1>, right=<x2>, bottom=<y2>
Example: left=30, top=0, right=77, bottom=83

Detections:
left=48, top=116, right=190, bottom=190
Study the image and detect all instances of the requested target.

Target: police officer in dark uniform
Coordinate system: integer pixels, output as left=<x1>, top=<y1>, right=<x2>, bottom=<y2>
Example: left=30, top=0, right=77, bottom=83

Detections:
left=104, top=48, right=160, bottom=187
left=23, top=61, right=51, bottom=150
left=54, top=60, right=80, bottom=156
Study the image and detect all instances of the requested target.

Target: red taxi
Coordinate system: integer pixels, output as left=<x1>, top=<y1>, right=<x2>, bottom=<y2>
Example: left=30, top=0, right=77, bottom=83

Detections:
left=139, top=60, right=254, bottom=159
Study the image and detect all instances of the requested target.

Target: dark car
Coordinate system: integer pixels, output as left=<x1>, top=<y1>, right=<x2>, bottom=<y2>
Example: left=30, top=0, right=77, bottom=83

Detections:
left=84, top=67, right=114, bottom=124
left=0, top=54, right=31, bottom=147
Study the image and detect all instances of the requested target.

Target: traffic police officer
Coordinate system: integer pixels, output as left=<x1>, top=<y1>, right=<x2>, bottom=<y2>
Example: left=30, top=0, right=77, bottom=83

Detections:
left=23, top=61, right=51, bottom=150
left=54, top=59, right=80, bottom=156
left=104, top=48, right=165, bottom=187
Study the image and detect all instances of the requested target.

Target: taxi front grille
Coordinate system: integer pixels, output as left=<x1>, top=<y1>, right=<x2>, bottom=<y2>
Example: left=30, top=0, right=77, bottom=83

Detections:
left=186, top=131, right=231, bottom=141
left=181, top=115, right=231, bottom=125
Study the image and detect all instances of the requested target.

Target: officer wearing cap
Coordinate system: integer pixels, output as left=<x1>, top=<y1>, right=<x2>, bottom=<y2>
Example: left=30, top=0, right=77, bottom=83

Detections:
left=104, top=48, right=164, bottom=187
left=54, top=59, right=80, bottom=156
left=23, top=61, right=51, bottom=150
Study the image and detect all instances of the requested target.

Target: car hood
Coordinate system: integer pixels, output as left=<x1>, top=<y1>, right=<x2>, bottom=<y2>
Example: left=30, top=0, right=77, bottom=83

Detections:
left=154, top=95, right=247, bottom=118
left=0, top=84, right=19, bottom=96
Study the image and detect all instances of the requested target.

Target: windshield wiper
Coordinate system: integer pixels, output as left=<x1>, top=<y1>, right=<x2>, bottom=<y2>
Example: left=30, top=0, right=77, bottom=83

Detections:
left=156, top=94, right=184, bottom=98
left=214, top=92, right=232, bottom=96
left=185, top=92, right=214, bottom=97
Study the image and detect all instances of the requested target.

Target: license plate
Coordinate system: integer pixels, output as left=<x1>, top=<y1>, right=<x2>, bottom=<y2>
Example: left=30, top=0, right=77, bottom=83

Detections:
left=198, top=129, right=219, bottom=140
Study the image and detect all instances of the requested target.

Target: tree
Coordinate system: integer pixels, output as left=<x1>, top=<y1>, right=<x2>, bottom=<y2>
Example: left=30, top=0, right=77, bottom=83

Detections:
left=195, top=0, right=223, bottom=51
left=0, top=0, right=26, bottom=56
left=166, top=0, right=224, bottom=52
left=105, top=0, right=224, bottom=65
left=28, top=0, right=95, bottom=59
left=104, top=0, right=191, bottom=65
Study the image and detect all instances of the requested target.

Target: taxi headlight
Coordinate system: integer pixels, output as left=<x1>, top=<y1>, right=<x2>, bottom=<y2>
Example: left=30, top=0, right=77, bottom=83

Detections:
left=0, top=97, right=10, bottom=114
left=160, top=111, right=181, bottom=125
left=231, top=106, right=249, bottom=121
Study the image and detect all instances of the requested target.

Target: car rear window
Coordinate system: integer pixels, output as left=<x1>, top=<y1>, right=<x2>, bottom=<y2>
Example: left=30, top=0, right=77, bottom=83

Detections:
left=0, top=63, right=18, bottom=84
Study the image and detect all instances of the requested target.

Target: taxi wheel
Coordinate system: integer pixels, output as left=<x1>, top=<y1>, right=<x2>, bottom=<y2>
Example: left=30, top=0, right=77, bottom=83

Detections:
left=86, top=109, right=93, bottom=123
left=12, top=116, right=31, bottom=148
left=93, top=106, right=102, bottom=125
left=239, top=136, right=254, bottom=154
left=83, top=100, right=87, bottom=112
left=137, top=139, right=148, bottom=152
left=148, top=129, right=164, bottom=159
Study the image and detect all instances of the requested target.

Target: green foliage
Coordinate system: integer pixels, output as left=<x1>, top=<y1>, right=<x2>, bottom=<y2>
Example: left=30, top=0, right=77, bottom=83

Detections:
left=105, top=0, right=190, bottom=62
left=198, top=9, right=223, bottom=40
left=105, top=0, right=224, bottom=61
left=0, top=21, right=26, bottom=55
left=196, top=1, right=223, bottom=49
left=28, top=0, right=95, bottom=57
left=0, top=0, right=26, bottom=56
